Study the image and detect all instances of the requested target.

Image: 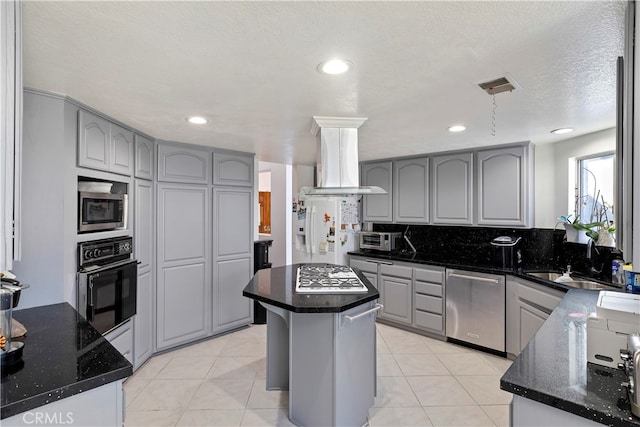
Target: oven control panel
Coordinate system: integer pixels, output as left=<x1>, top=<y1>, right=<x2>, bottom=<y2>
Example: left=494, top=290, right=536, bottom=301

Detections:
left=78, top=236, right=133, bottom=268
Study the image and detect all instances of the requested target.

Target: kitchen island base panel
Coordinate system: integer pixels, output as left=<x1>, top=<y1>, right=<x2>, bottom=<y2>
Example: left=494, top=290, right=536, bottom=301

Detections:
left=265, top=306, right=290, bottom=390
left=2, top=380, right=124, bottom=427
left=262, top=301, right=376, bottom=427
left=511, top=395, right=603, bottom=427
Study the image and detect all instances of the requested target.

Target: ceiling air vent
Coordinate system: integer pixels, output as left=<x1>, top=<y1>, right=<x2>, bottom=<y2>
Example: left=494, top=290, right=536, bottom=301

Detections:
left=478, top=76, right=516, bottom=95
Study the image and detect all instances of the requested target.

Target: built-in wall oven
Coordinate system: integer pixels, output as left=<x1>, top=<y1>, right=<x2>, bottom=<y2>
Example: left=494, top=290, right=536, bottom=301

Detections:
left=77, top=237, right=137, bottom=334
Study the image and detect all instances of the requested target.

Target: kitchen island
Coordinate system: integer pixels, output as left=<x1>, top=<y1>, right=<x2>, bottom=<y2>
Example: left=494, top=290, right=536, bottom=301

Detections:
left=501, top=289, right=640, bottom=427
left=243, top=264, right=380, bottom=427
left=1, top=303, right=132, bottom=426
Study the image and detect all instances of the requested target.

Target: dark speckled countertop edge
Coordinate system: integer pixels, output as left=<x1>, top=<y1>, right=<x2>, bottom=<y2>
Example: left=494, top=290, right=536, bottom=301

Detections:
left=347, top=250, right=622, bottom=293
left=1, top=303, right=133, bottom=420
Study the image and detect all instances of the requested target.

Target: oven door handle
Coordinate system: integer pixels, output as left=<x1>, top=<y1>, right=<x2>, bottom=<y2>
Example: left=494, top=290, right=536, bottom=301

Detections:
left=80, top=259, right=138, bottom=274
left=87, top=277, right=95, bottom=322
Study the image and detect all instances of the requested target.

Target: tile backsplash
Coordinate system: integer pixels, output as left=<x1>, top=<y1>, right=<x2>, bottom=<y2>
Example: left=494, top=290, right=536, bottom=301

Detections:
left=370, top=223, right=619, bottom=281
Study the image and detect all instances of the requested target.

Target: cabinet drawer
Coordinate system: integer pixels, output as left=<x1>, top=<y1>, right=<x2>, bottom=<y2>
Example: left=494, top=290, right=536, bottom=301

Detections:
left=415, top=294, right=442, bottom=314
left=415, top=268, right=443, bottom=284
left=380, top=264, right=412, bottom=279
left=415, top=281, right=442, bottom=297
left=415, top=310, right=443, bottom=332
left=350, top=258, right=379, bottom=274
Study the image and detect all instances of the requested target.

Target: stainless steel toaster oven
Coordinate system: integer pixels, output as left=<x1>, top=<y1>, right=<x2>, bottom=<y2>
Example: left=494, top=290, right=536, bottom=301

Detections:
left=359, top=232, right=402, bottom=251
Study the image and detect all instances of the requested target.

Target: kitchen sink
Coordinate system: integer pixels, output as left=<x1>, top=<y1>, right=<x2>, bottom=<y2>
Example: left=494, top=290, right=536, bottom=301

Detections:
left=524, top=271, right=620, bottom=291
left=526, top=271, right=563, bottom=281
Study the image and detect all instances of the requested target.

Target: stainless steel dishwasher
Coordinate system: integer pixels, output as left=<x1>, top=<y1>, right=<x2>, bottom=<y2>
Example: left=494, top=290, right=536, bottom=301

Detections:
left=445, top=269, right=505, bottom=352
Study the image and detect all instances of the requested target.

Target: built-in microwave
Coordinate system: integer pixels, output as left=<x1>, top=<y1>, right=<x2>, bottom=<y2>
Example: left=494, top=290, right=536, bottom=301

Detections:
left=78, top=191, right=127, bottom=233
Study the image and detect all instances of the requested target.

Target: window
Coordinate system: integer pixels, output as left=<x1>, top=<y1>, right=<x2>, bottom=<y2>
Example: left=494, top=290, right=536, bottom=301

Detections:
left=576, top=153, right=615, bottom=226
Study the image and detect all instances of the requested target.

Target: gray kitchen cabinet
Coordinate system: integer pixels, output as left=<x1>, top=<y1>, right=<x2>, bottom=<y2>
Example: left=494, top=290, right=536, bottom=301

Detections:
left=349, top=257, right=379, bottom=289
left=213, top=151, right=254, bottom=187
left=77, top=109, right=134, bottom=176
left=393, top=157, right=429, bottom=223
left=379, top=263, right=413, bottom=325
left=477, top=145, right=533, bottom=227
left=77, top=110, right=110, bottom=172
left=431, top=152, right=474, bottom=225
left=133, top=179, right=154, bottom=369
left=413, top=265, right=445, bottom=335
left=134, top=134, right=154, bottom=180
left=104, top=320, right=134, bottom=365
left=157, top=142, right=211, bottom=184
left=361, top=161, right=393, bottom=222
left=156, top=183, right=210, bottom=350
left=505, top=276, right=565, bottom=358
left=212, top=187, right=253, bottom=332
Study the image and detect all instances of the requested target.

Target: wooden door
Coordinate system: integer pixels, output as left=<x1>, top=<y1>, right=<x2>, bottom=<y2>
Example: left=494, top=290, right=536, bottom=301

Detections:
left=259, top=191, right=271, bottom=234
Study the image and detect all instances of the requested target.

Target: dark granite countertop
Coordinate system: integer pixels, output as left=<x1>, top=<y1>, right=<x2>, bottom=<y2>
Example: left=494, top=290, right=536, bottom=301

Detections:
left=500, top=289, right=640, bottom=427
left=1, top=303, right=132, bottom=420
left=348, top=250, right=621, bottom=293
left=243, top=263, right=379, bottom=313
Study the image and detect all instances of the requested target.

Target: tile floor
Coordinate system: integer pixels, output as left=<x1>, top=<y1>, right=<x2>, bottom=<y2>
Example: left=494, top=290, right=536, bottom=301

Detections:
left=124, top=323, right=513, bottom=427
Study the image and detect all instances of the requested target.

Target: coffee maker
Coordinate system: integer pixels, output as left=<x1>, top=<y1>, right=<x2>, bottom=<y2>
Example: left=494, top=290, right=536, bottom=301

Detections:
left=491, top=236, right=523, bottom=270
left=1, top=277, right=26, bottom=368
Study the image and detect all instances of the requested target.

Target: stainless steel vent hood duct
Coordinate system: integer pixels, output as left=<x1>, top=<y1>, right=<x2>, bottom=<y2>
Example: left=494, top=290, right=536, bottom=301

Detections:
left=300, top=116, right=386, bottom=196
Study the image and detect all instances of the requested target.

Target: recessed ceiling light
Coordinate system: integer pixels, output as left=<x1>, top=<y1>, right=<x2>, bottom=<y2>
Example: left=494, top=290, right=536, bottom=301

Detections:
left=448, top=125, right=466, bottom=132
left=551, top=127, right=574, bottom=134
left=317, top=59, right=352, bottom=75
left=187, top=116, right=207, bottom=125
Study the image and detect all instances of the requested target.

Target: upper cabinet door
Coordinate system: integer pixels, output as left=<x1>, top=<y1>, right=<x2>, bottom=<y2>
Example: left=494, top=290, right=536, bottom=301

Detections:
left=78, top=110, right=110, bottom=172
left=135, top=135, right=155, bottom=180
left=110, top=124, right=134, bottom=176
left=477, top=145, right=532, bottom=227
left=157, top=143, right=211, bottom=184
left=393, top=157, right=429, bottom=223
left=431, top=152, right=474, bottom=225
left=213, top=152, right=254, bottom=186
left=361, top=161, right=393, bottom=222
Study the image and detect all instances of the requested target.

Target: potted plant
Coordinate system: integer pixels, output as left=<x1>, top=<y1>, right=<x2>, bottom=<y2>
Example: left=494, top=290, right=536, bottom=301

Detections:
left=559, top=194, right=615, bottom=246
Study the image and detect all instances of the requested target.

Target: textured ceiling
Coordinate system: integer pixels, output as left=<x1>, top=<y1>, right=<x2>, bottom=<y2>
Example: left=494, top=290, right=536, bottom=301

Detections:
left=22, top=1, right=626, bottom=166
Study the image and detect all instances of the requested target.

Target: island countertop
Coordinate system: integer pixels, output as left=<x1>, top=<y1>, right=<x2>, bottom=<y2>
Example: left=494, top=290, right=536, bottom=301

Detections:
left=1, top=303, right=132, bottom=420
left=500, top=289, right=640, bottom=427
left=242, top=263, right=379, bottom=313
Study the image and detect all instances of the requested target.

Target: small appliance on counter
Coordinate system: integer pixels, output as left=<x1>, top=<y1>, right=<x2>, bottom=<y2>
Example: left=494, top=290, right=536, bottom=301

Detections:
left=620, top=333, right=640, bottom=418
left=490, top=236, right=522, bottom=270
left=359, top=231, right=402, bottom=252
left=1, top=274, right=29, bottom=368
left=587, top=291, right=640, bottom=368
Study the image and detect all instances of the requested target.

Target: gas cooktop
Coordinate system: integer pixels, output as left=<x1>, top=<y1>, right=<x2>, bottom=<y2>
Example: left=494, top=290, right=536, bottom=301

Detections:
left=295, top=264, right=368, bottom=294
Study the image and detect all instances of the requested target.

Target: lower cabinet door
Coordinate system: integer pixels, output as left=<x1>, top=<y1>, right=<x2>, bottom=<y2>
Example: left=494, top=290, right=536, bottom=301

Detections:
left=380, top=275, right=412, bottom=324
left=214, top=257, right=252, bottom=331
left=134, top=268, right=153, bottom=370
left=157, top=262, right=209, bottom=350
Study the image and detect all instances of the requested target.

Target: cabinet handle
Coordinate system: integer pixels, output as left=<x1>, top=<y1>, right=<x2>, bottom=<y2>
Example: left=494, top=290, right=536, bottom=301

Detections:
left=342, top=303, right=383, bottom=326
left=365, top=259, right=393, bottom=265
left=448, top=272, right=500, bottom=283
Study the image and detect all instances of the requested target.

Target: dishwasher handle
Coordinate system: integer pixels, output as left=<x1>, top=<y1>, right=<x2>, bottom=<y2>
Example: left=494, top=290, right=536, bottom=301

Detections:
left=340, top=303, right=383, bottom=328
left=448, top=272, right=500, bottom=284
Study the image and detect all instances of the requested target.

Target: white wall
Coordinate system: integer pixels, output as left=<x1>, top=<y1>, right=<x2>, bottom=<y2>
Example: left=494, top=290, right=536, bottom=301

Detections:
left=291, top=165, right=314, bottom=264
left=542, top=128, right=616, bottom=229
left=258, top=162, right=289, bottom=267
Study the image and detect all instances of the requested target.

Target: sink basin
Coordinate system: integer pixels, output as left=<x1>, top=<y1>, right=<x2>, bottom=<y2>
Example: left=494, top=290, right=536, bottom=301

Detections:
left=524, top=271, right=620, bottom=291
left=526, top=271, right=563, bottom=281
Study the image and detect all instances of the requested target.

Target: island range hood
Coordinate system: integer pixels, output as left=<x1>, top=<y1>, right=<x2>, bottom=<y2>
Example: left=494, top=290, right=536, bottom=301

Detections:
left=301, top=116, right=386, bottom=196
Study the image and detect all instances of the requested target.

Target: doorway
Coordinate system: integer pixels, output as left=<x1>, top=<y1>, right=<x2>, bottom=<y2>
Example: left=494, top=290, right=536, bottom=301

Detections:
left=259, top=171, right=271, bottom=235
